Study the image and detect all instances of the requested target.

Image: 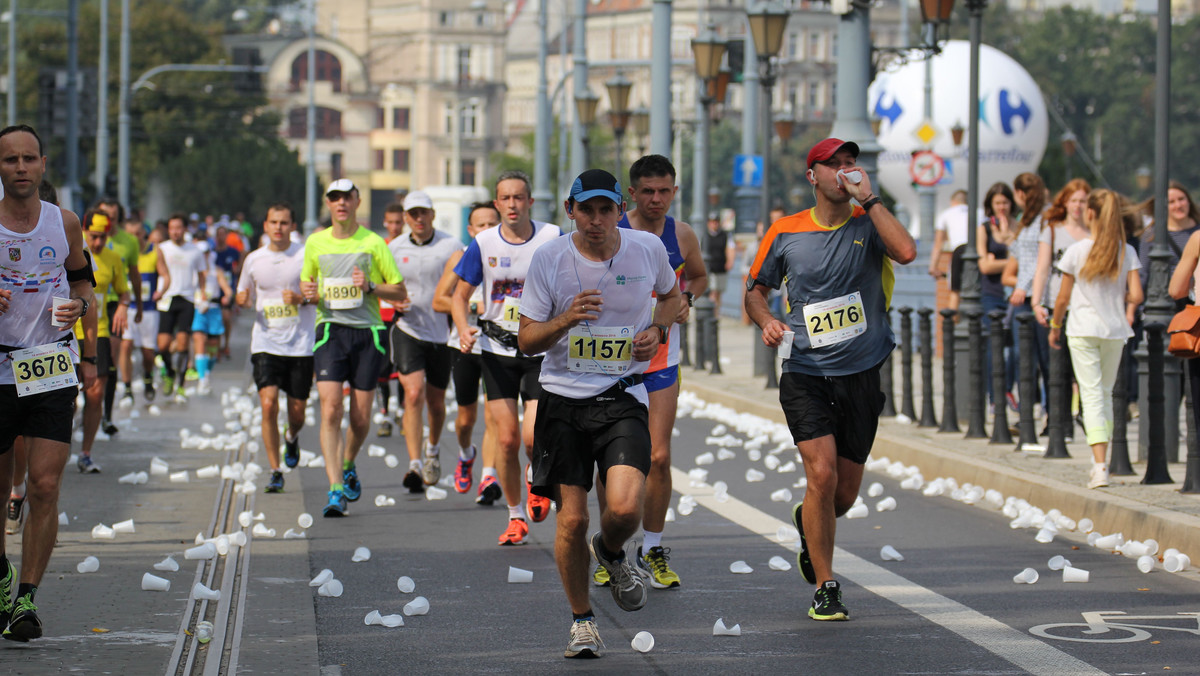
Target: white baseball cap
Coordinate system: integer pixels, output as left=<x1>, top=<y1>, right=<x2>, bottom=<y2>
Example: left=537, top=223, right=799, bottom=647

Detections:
left=403, top=190, right=434, bottom=211
left=325, top=178, right=357, bottom=196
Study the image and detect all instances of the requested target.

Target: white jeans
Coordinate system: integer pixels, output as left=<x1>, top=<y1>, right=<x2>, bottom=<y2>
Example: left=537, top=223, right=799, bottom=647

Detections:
left=1067, top=335, right=1125, bottom=446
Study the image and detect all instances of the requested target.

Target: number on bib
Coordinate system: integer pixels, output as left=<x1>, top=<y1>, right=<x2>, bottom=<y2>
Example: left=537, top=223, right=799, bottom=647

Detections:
left=10, top=342, right=78, bottom=397
left=262, top=299, right=300, bottom=329
left=324, top=276, right=363, bottom=310
left=567, top=325, right=634, bottom=375
left=497, top=296, right=521, bottom=332
left=801, top=292, right=867, bottom=348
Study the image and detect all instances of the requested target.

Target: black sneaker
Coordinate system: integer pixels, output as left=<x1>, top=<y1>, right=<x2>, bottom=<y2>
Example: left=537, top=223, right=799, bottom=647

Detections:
left=143, top=381, right=156, bottom=403
left=475, top=475, right=501, bottom=505
left=264, top=471, right=285, bottom=493
left=0, top=559, right=13, bottom=629
left=101, top=418, right=119, bottom=435
left=283, top=435, right=300, bottom=469
left=342, top=466, right=362, bottom=502
left=402, top=469, right=425, bottom=494
left=791, top=502, right=816, bottom=585
left=2, top=592, right=41, bottom=641
left=809, top=580, right=849, bottom=621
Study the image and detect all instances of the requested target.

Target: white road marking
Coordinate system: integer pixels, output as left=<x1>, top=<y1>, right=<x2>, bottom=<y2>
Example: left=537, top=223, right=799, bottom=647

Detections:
left=671, top=467, right=1106, bottom=676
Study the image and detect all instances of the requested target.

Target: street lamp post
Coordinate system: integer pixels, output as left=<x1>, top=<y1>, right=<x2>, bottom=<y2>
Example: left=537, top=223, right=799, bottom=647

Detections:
left=574, top=88, right=599, bottom=172
left=631, top=107, right=650, bottom=157
left=690, top=24, right=726, bottom=226
left=303, top=0, right=317, bottom=234
left=532, top=0, right=553, bottom=223
left=747, top=2, right=789, bottom=235
left=1061, top=131, right=1077, bottom=185
left=605, top=71, right=632, bottom=177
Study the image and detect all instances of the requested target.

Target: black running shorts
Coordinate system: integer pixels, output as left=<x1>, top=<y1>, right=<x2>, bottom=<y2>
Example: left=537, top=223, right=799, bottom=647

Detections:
left=252, top=353, right=315, bottom=401
left=313, top=323, right=388, bottom=392
left=480, top=351, right=542, bottom=402
left=389, top=327, right=453, bottom=390
left=778, top=363, right=886, bottom=465
left=157, top=296, right=195, bottom=336
left=0, top=383, right=78, bottom=450
left=530, top=386, right=651, bottom=498
left=452, top=351, right=483, bottom=407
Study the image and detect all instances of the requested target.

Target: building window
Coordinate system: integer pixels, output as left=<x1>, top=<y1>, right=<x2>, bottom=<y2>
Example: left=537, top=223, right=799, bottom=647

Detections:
left=460, top=159, right=476, bottom=186
left=374, top=149, right=385, bottom=171
left=330, top=152, right=343, bottom=179
left=439, top=11, right=452, bottom=26
left=393, top=107, right=410, bottom=130
left=462, top=101, right=479, bottom=138
left=457, top=46, right=471, bottom=84
left=376, top=107, right=385, bottom=129
left=393, top=149, right=409, bottom=172
left=291, top=49, right=343, bottom=92
left=787, top=32, right=798, bottom=60
left=288, top=107, right=343, bottom=139
left=809, top=31, right=821, bottom=59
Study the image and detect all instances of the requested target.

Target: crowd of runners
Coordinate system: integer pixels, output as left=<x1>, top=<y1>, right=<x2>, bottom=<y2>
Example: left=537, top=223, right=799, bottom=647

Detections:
left=2, top=123, right=908, bottom=658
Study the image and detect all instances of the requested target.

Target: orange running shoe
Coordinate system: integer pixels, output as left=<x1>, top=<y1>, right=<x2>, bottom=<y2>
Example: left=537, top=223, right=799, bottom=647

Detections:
left=527, top=481, right=552, bottom=523
left=498, top=517, right=529, bottom=546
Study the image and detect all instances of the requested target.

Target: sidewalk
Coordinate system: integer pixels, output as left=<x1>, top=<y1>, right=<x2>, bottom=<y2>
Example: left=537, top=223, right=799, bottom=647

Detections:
left=680, top=315, right=1200, bottom=564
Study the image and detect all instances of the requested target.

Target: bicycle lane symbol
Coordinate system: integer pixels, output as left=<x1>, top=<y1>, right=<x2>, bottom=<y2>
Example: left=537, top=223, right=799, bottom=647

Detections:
left=1029, top=611, right=1200, bottom=643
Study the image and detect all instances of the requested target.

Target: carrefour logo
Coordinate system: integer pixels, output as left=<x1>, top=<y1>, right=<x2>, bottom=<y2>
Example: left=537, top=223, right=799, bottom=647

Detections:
left=873, top=93, right=903, bottom=127
left=982, top=88, right=1033, bottom=136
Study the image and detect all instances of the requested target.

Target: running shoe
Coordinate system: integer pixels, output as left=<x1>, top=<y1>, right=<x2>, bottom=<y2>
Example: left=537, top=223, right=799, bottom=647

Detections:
left=526, top=482, right=551, bottom=523
left=264, top=471, right=285, bottom=493
left=101, top=418, right=119, bottom=436
left=1088, top=464, right=1110, bottom=489
left=376, top=420, right=392, bottom=437
left=637, top=546, right=681, bottom=589
left=475, top=475, right=501, bottom=505
left=422, top=449, right=441, bottom=486
left=283, top=436, right=300, bottom=469
left=173, top=392, right=188, bottom=406
left=119, top=391, right=135, bottom=409
left=589, top=532, right=647, bottom=612
left=342, top=466, right=362, bottom=502
left=402, top=469, right=426, bottom=494
left=1006, top=391, right=1019, bottom=413
left=454, top=453, right=475, bottom=494
left=161, top=377, right=174, bottom=397
left=5, top=496, right=25, bottom=535
left=564, top=618, right=604, bottom=659
left=592, top=563, right=610, bottom=587
left=498, top=517, right=529, bottom=546
left=185, top=368, right=199, bottom=382
left=0, top=558, right=13, bottom=628
left=2, top=592, right=41, bottom=642
left=143, top=380, right=156, bottom=403
left=322, top=489, right=348, bottom=517
left=77, top=454, right=101, bottom=474
left=791, top=501, right=816, bottom=585
left=809, top=580, right=849, bottom=621
left=197, top=379, right=212, bottom=396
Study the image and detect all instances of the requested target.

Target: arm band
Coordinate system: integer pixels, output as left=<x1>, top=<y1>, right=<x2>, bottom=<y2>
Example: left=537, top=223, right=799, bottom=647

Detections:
left=66, top=261, right=97, bottom=287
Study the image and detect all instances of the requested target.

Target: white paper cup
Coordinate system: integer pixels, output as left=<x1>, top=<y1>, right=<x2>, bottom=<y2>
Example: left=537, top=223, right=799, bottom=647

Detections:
left=876, top=496, right=898, bottom=512
left=867, top=482, right=884, bottom=497
left=507, top=566, right=533, bottom=583
left=396, top=575, right=416, bottom=593
left=317, top=579, right=344, bottom=597
left=283, top=528, right=306, bottom=539
left=364, top=610, right=382, bottom=626
left=252, top=523, right=276, bottom=538
left=1164, top=553, right=1191, bottom=573
left=352, top=546, right=371, bottom=562
left=149, top=457, right=170, bottom=475
left=192, top=582, right=221, bottom=601
left=880, top=545, right=904, bottom=562
left=380, top=614, right=404, bottom=628
left=1137, top=555, right=1156, bottom=574
left=1035, top=528, right=1055, bottom=544
left=778, top=331, right=795, bottom=360
left=141, top=573, right=171, bottom=591
left=1013, top=567, right=1039, bottom=584
left=729, top=560, right=753, bottom=574
left=1093, top=533, right=1123, bottom=550
left=298, top=513, right=314, bottom=529
left=185, top=542, right=217, bottom=560
left=694, top=451, right=715, bottom=466
left=196, top=465, right=220, bottom=479
left=58, top=511, right=69, bottom=526
left=91, top=524, right=116, bottom=540
left=238, top=511, right=254, bottom=528
left=113, top=519, right=136, bottom=534
left=384, top=454, right=400, bottom=468
left=403, top=596, right=430, bottom=616
left=425, top=486, right=448, bottom=500
left=1047, top=555, right=1071, bottom=571
left=631, top=631, right=655, bottom=653
left=51, top=297, right=72, bottom=328
left=770, top=488, right=793, bottom=502
left=1062, top=565, right=1090, bottom=583
left=153, top=556, right=179, bottom=572
left=169, top=471, right=190, bottom=483
left=712, top=618, right=741, bottom=636
left=768, top=555, right=792, bottom=571
left=76, top=556, right=100, bottom=573
left=309, top=569, right=334, bottom=587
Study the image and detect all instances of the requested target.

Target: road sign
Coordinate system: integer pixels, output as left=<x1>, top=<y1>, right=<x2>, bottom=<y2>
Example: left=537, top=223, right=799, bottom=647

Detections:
left=733, top=154, right=763, bottom=188
left=909, top=150, right=945, bottom=187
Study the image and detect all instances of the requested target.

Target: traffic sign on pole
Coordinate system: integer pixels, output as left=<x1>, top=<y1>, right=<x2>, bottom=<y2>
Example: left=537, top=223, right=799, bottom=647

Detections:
left=909, top=150, right=946, bottom=187
left=733, top=154, right=763, bottom=188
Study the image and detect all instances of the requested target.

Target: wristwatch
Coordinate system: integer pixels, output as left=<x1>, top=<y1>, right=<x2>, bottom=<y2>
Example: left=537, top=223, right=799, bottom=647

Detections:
left=683, top=291, right=695, bottom=307
left=366, top=280, right=377, bottom=295
left=653, top=323, right=669, bottom=344
left=861, top=195, right=883, bottom=212
left=81, top=356, right=97, bottom=364
left=77, top=297, right=90, bottom=317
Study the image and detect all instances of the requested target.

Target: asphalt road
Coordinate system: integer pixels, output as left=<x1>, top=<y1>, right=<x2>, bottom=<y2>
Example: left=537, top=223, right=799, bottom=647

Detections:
left=4, top=317, right=1198, bottom=675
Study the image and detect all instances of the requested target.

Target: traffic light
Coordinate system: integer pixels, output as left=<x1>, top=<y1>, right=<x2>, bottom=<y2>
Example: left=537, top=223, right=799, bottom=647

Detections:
left=726, top=39, right=745, bottom=83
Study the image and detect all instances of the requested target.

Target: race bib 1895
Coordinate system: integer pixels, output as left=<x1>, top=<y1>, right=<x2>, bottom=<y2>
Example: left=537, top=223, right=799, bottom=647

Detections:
left=262, top=297, right=300, bottom=329
left=10, top=341, right=77, bottom=397
left=802, top=292, right=866, bottom=348
left=567, top=325, right=634, bottom=375
left=324, top=276, right=363, bottom=310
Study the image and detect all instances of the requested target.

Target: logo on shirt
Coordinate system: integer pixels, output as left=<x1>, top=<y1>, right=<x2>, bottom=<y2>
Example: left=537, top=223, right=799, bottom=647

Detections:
left=616, top=274, right=647, bottom=285
left=500, top=257, right=511, bottom=268
left=39, top=246, right=55, bottom=263
left=487, top=257, right=497, bottom=267
left=853, top=239, right=864, bottom=247
left=7, top=247, right=19, bottom=262
left=402, top=256, right=410, bottom=264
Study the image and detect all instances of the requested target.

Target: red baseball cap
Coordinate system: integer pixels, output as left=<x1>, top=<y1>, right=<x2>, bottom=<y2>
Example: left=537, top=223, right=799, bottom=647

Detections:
left=807, top=137, right=860, bottom=169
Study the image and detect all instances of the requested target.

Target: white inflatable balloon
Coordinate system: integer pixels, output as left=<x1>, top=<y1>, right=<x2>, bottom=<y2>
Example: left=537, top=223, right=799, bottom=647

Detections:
left=868, top=40, right=1048, bottom=237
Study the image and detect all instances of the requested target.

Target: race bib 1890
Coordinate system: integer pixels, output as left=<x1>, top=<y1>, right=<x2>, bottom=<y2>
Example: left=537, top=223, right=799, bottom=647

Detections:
left=324, top=276, right=363, bottom=310
left=10, top=341, right=77, bottom=397
left=802, top=292, right=866, bottom=348
left=568, top=325, right=634, bottom=375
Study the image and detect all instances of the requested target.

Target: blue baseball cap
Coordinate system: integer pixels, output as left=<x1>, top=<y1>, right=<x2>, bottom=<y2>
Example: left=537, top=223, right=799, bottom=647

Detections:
left=569, top=169, right=623, bottom=204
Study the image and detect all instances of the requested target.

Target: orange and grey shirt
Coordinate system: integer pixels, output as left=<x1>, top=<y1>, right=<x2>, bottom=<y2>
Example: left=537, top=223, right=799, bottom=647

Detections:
left=746, top=206, right=895, bottom=376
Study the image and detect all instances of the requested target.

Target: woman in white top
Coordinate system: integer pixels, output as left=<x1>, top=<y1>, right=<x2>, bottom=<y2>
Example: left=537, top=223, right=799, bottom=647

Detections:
left=1049, top=189, right=1143, bottom=490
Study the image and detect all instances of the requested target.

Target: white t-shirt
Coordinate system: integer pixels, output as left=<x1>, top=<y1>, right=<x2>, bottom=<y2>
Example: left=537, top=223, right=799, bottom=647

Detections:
left=158, top=240, right=206, bottom=300
left=453, top=221, right=562, bottom=356
left=389, top=230, right=462, bottom=344
left=934, top=203, right=970, bottom=250
left=236, top=242, right=317, bottom=357
left=1038, top=224, right=1089, bottom=308
left=520, top=229, right=676, bottom=408
left=446, top=247, right=485, bottom=355
left=1057, top=239, right=1140, bottom=340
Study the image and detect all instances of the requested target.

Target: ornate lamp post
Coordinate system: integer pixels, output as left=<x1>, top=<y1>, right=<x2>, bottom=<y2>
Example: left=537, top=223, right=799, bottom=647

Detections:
left=747, top=2, right=789, bottom=229
left=631, top=107, right=650, bottom=157
left=691, top=23, right=727, bottom=225
left=605, top=71, right=633, bottom=177
left=1061, top=131, right=1078, bottom=184
left=574, top=89, right=599, bottom=170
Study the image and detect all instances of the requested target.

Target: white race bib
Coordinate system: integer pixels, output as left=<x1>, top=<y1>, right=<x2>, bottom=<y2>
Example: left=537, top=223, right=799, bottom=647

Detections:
left=156, top=295, right=173, bottom=312
left=10, top=341, right=78, bottom=397
left=802, top=292, right=866, bottom=348
left=262, top=297, right=300, bottom=329
left=193, top=290, right=210, bottom=315
left=567, top=325, right=634, bottom=375
left=324, top=276, right=363, bottom=310
left=497, top=295, right=521, bottom=332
